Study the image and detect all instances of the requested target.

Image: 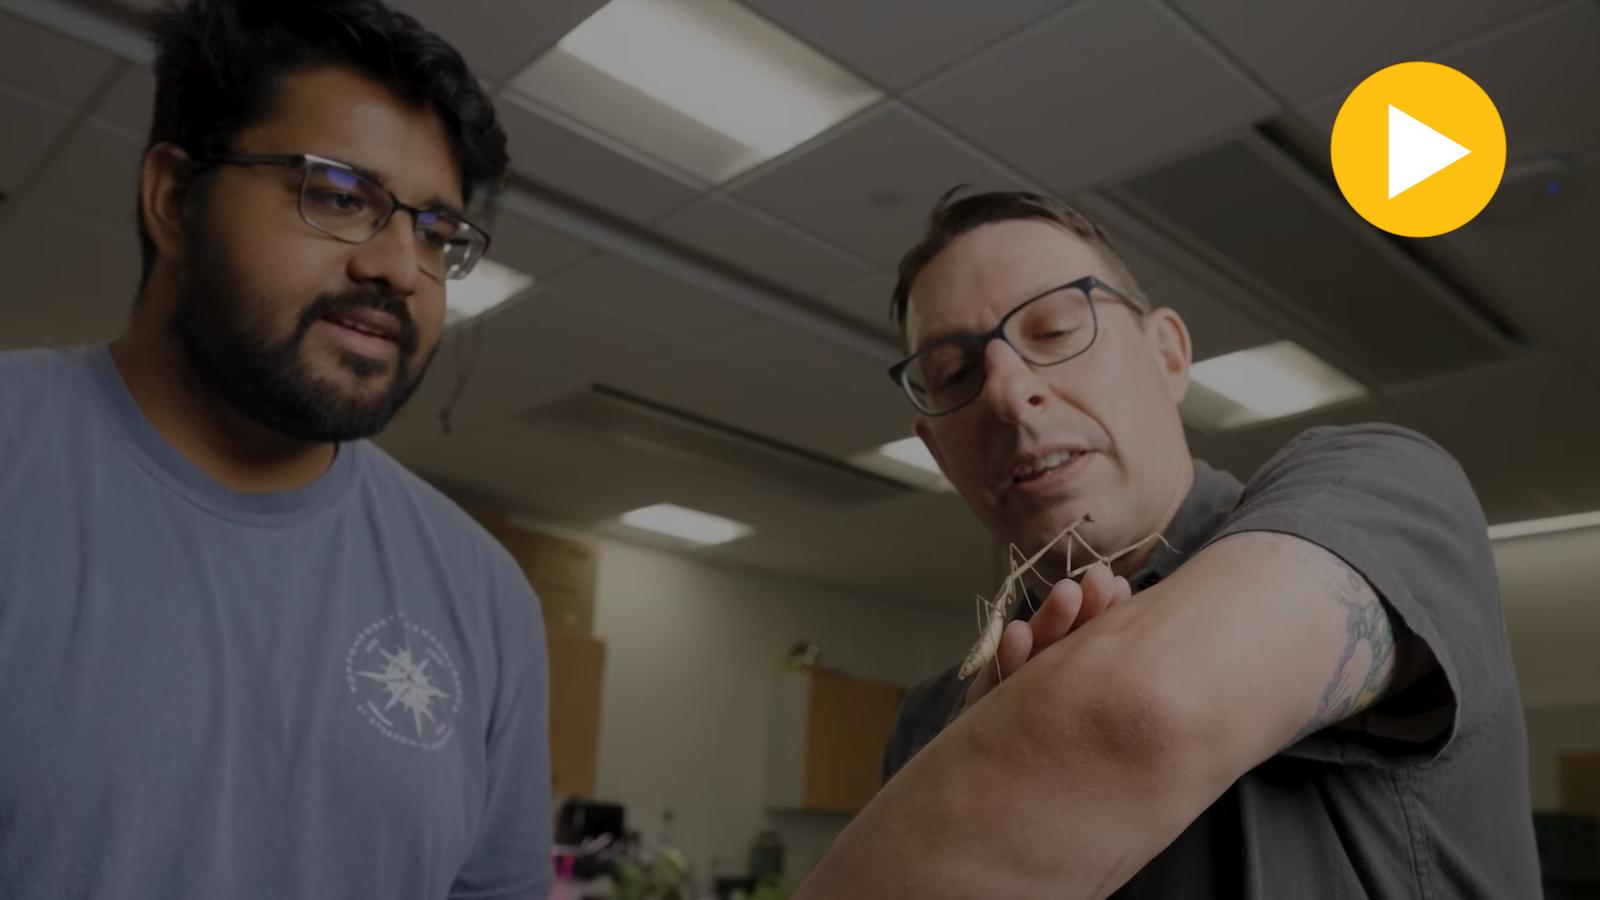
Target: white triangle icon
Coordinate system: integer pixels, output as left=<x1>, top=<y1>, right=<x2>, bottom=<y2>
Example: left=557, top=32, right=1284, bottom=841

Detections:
left=1388, top=104, right=1471, bottom=198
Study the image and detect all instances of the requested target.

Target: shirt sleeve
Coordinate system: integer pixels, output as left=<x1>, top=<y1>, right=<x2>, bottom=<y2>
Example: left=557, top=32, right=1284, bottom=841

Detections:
left=882, top=667, right=966, bottom=783
left=450, top=550, right=554, bottom=900
left=1202, top=423, right=1516, bottom=768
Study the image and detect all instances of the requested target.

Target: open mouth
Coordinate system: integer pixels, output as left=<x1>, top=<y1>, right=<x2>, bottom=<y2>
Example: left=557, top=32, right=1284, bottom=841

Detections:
left=1012, top=449, right=1087, bottom=484
left=322, top=312, right=399, bottom=344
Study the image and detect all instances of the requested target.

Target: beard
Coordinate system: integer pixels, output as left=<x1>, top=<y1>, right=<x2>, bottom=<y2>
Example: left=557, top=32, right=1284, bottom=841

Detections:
left=168, top=226, right=437, bottom=444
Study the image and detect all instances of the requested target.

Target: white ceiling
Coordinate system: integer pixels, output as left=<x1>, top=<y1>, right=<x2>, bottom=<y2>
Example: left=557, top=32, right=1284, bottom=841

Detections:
left=2, top=0, right=1598, bottom=649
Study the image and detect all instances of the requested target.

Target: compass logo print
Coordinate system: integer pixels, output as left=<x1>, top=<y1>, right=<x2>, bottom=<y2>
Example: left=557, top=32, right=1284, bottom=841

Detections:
left=345, top=613, right=464, bottom=750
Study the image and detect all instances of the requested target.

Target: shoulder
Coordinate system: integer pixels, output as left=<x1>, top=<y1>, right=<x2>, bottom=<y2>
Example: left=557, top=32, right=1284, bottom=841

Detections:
left=0, top=347, right=84, bottom=411
left=1244, top=422, right=1472, bottom=506
left=351, top=442, right=539, bottom=613
left=0, top=347, right=92, bottom=450
left=1267, top=422, right=1456, bottom=469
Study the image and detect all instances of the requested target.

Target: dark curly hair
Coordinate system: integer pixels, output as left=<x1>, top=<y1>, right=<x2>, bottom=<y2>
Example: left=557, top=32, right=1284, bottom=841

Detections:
left=136, top=0, right=509, bottom=287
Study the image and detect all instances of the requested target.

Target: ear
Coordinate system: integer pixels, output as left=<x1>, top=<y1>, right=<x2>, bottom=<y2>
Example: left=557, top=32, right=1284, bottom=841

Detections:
left=1143, top=307, right=1192, bottom=404
left=140, top=142, right=196, bottom=266
left=913, top=416, right=951, bottom=480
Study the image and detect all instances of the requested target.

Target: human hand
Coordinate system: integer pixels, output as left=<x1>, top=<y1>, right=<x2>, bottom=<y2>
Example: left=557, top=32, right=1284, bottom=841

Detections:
left=963, top=563, right=1131, bottom=711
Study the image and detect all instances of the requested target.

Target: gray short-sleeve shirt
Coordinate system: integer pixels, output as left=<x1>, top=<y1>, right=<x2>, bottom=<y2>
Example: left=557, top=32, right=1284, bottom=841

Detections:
left=0, top=346, right=554, bottom=899
left=883, top=424, right=1541, bottom=898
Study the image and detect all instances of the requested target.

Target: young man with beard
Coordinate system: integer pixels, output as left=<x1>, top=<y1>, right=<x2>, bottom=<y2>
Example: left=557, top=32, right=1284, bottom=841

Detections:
left=0, top=2, right=552, bottom=897
left=793, top=191, right=1541, bottom=899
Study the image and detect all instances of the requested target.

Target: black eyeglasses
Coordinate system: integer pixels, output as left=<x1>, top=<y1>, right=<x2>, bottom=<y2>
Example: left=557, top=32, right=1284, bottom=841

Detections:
left=887, top=275, right=1141, bottom=417
left=194, top=153, right=491, bottom=281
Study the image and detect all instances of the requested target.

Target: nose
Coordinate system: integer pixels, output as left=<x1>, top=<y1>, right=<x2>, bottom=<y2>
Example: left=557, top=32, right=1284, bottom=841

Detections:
left=348, top=211, right=422, bottom=296
left=979, top=338, right=1048, bottom=424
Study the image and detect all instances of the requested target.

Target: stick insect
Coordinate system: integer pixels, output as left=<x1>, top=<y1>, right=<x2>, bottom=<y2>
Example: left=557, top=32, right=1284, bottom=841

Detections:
left=958, top=515, right=1175, bottom=682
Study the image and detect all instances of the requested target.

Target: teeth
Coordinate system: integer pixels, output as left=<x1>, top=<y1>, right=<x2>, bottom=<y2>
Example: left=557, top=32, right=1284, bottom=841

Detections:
left=1017, top=450, right=1080, bottom=479
left=333, top=317, right=388, bottom=339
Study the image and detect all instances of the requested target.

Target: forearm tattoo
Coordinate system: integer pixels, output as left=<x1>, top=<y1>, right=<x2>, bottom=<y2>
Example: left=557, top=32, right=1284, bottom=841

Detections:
left=1314, top=562, right=1397, bottom=727
left=1242, top=533, right=1399, bottom=744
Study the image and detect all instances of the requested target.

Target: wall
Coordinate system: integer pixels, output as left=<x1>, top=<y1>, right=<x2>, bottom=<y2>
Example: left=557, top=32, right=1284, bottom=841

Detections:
left=579, top=536, right=972, bottom=885
left=1525, top=704, right=1600, bottom=812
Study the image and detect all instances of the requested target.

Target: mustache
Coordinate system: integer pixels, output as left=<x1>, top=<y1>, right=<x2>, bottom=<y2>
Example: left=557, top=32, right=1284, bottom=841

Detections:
left=296, top=289, right=421, bottom=357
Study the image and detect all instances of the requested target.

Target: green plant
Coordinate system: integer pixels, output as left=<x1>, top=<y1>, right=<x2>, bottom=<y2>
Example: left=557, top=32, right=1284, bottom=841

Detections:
left=747, top=873, right=794, bottom=900
left=610, top=847, right=691, bottom=900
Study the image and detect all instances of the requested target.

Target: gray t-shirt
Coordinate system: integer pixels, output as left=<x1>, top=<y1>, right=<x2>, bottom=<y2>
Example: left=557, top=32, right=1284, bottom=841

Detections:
left=0, top=346, right=553, bottom=899
left=884, top=425, right=1542, bottom=898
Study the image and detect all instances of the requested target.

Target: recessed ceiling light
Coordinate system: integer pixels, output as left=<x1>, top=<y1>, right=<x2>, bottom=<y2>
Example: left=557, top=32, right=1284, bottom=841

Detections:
left=445, top=257, right=534, bottom=328
left=850, top=437, right=951, bottom=492
left=1181, top=341, right=1366, bottom=431
left=1489, top=510, right=1600, bottom=542
left=507, top=0, right=882, bottom=184
left=619, top=503, right=753, bottom=546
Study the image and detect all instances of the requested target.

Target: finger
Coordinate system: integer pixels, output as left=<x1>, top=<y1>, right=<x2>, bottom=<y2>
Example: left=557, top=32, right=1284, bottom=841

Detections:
left=1111, top=575, right=1132, bottom=606
left=1027, top=578, right=1084, bottom=659
left=997, top=619, right=1032, bottom=679
left=965, top=621, right=1032, bottom=709
left=1077, top=563, right=1117, bottom=624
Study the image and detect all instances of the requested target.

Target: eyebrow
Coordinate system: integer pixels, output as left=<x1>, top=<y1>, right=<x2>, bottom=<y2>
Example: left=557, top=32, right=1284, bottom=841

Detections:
left=326, top=156, right=467, bottom=220
left=910, top=278, right=1082, bottom=353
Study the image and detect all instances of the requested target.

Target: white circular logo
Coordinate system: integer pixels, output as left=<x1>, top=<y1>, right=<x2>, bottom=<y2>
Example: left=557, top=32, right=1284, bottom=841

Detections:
left=345, top=613, right=463, bottom=751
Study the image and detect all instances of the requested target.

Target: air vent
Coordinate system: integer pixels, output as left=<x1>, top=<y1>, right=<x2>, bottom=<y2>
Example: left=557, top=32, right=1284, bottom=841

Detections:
left=1114, top=135, right=1514, bottom=385
left=519, top=385, right=916, bottom=508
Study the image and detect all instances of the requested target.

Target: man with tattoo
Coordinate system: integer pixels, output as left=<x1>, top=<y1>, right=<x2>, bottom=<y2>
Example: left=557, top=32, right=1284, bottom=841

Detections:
left=797, top=190, right=1540, bottom=899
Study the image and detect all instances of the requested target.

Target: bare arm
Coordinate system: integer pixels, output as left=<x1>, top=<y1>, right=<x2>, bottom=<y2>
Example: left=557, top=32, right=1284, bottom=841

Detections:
left=792, top=530, right=1424, bottom=900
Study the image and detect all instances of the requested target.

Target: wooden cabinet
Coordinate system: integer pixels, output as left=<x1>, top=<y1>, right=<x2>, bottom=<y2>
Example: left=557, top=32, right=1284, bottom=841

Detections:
left=765, top=670, right=904, bottom=814
left=547, top=629, right=606, bottom=797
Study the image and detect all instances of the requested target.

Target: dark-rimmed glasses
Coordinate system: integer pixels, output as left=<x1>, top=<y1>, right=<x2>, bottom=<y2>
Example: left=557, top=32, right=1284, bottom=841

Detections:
left=194, top=153, right=491, bottom=281
left=887, top=275, right=1141, bottom=417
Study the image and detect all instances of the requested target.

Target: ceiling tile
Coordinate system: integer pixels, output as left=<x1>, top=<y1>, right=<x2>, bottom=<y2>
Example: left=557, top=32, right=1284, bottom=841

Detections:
left=733, top=105, right=1031, bottom=267
left=496, top=94, right=701, bottom=224
left=657, top=196, right=872, bottom=296
left=386, top=0, right=609, bottom=82
left=0, top=11, right=117, bottom=109
left=710, top=320, right=888, bottom=391
left=740, top=0, right=1071, bottom=91
left=470, top=287, right=692, bottom=382
left=1430, top=1, right=1600, bottom=162
left=484, top=211, right=593, bottom=279
left=603, top=345, right=829, bottom=434
left=552, top=253, right=766, bottom=342
left=821, top=273, right=900, bottom=336
left=28, top=122, right=143, bottom=236
left=759, top=377, right=916, bottom=458
left=1116, top=241, right=1277, bottom=361
left=909, top=0, right=1277, bottom=196
left=1174, top=0, right=1550, bottom=105
left=0, top=89, right=72, bottom=195
left=1426, top=154, right=1600, bottom=376
left=1297, top=1, right=1600, bottom=162
left=1384, top=354, right=1600, bottom=514
left=383, top=337, right=591, bottom=444
left=92, top=64, right=155, bottom=139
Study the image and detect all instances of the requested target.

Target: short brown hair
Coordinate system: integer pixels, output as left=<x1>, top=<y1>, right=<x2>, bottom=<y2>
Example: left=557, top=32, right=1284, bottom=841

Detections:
left=890, top=187, right=1151, bottom=338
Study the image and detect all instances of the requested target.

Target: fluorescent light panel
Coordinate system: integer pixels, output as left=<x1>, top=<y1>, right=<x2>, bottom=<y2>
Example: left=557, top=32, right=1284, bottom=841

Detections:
left=850, top=437, right=951, bottom=492
left=1489, top=510, right=1600, bottom=542
left=509, top=0, right=881, bottom=184
left=1183, top=341, right=1367, bottom=431
left=444, top=258, right=534, bottom=328
left=619, top=503, right=753, bottom=545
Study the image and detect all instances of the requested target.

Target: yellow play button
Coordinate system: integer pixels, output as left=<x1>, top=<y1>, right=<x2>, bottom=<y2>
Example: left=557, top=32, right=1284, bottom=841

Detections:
left=1330, top=62, right=1506, bottom=238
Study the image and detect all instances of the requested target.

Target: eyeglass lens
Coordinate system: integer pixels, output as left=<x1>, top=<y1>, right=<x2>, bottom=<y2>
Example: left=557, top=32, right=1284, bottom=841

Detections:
left=902, top=284, right=1098, bottom=415
left=299, top=163, right=482, bottom=280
